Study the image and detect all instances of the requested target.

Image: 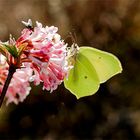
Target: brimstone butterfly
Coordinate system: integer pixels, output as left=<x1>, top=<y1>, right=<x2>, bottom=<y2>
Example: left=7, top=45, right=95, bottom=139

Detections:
left=64, top=44, right=122, bottom=99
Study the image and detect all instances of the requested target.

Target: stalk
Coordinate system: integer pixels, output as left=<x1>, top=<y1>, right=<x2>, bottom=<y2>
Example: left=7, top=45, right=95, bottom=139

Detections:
left=0, top=64, right=16, bottom=108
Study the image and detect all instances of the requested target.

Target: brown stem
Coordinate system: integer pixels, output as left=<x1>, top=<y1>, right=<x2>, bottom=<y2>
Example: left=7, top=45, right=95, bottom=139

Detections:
left=0, top=64, right=16, bottom=108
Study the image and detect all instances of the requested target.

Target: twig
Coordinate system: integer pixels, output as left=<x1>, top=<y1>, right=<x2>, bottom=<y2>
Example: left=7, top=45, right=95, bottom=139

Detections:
left=0, top=64, right=16, bottom=108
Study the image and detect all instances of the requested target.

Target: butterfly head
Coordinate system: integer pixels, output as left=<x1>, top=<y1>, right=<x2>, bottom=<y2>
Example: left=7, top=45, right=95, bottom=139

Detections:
left=66, top=43, right=79, bottom=68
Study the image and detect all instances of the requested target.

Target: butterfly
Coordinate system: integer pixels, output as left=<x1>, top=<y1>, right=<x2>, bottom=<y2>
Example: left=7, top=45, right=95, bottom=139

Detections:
left=64, top=43, right=122, bottom=99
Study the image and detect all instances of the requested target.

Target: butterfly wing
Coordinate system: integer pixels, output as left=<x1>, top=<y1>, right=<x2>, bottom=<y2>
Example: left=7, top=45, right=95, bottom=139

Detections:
left=79, top=46, right=122, bottom=83
left=64, top=52, right=100, bottom=99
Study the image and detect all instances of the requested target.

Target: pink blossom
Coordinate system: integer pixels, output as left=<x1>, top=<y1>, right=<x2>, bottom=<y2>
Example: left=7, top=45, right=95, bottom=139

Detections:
left=0, top=55, right=32, bottom=105
left=0, top=20, right=71, bottom=105
left=17, top=20, right=69, bottom=92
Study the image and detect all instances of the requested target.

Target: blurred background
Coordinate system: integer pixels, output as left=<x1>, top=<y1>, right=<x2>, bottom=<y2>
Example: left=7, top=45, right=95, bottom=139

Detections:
left=0, top=0, right=140, bottom=139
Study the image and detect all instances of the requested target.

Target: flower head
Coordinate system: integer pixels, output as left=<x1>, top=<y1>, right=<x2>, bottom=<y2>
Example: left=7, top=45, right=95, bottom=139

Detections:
left=16, top=20, right=69, bottom=92
left=0, top=19, right=72, bottom=105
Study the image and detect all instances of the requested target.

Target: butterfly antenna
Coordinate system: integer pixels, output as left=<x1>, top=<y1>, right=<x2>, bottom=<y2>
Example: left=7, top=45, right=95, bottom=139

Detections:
left=64, top=31, right=78, bottom=51
left=73, top=32, right=77, bottom=44
left=68, top=31, right=78, bottom=45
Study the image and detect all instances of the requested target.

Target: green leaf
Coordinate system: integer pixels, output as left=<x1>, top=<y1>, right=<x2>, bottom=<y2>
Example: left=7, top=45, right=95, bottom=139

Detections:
left=79, top=46, right=122, bottom=83
left=17, top=43, right=27, bottom=56
left=0, top=45, right=7, bottom=56
left=3, top=44, right=18, bottom=58
left=64, top=52, right=100, bottom=99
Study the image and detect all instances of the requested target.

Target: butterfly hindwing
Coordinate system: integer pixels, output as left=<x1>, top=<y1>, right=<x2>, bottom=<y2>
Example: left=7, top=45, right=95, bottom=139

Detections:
left=64, top=51, right=100, bottom=99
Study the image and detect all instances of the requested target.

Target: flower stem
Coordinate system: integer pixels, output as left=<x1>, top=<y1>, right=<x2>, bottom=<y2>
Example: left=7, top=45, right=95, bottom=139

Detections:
left=0, top=64, right=16, bottom=108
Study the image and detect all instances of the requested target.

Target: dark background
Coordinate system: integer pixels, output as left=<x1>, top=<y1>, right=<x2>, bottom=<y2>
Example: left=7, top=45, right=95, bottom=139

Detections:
left=0, top=0, right=140, bottom=139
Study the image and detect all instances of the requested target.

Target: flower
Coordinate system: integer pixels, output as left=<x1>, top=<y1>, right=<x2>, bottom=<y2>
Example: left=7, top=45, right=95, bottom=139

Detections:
left=6, top=68, right=32, bottom=105
left=0, top=19, right=71, bottom=105
left=16, top=20, right=69, bottom=92
left=0, top=55, right=32, bottom=105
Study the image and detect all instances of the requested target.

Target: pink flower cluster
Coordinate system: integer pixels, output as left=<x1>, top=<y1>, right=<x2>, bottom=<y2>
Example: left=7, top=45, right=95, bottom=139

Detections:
left=0, top=20, right=69, bottom=105
left=0, top=56, right=32, bottom=104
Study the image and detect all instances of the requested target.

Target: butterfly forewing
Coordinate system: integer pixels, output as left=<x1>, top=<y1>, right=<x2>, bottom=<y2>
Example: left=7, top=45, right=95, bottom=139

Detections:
left=79, top=47, right=122, bottom=83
